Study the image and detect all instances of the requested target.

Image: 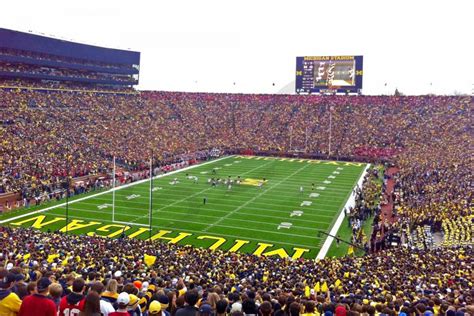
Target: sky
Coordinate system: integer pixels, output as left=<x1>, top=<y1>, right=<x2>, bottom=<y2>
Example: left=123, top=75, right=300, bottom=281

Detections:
left=1, top=0, right=473, bottom=95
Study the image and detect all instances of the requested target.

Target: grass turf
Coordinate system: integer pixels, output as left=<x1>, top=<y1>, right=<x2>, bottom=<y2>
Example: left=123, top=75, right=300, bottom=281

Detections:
left=0, top=156, right=366, bottom=259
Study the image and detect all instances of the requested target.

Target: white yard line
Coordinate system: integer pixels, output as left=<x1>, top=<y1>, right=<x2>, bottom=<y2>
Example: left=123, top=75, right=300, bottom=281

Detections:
left=47, top=204, right=330, bottom=228
left=89, top=195, right=347, bottom=210
left=203, top=162, right=312, bottom=232
left=315, top=164, right=370, bottom=260
left=0, top=156, right=233, bottom=225
left=42, top=213, right=320, bottom=244
left=74, top=201, right=336, bottom=219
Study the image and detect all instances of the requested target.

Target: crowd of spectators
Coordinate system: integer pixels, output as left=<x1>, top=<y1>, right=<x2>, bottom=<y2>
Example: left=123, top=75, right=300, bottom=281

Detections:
left=0, top=78, right=137, bottom=93
left=0, top=226, right=472, bottom=316
left=2, top=87, right=471, bottom=232
left=0, top=82, right=472, bottom=315
left=344, top=167, right=383, bottom=249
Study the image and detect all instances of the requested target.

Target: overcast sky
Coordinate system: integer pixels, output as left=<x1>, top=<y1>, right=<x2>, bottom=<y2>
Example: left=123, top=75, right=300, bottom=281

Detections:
left=1, top=0, right=473, bottom=95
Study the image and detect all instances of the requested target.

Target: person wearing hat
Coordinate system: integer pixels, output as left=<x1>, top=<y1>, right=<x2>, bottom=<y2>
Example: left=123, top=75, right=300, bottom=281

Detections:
left=149, top=300, right=162, bottom=315
left=18, top=277, right=56, bottom=316
left=127, top=294, right=142, bottom=316
left=158, top=294, right=171, bottom=316
left=0, top=270, right=22, bottom=316
left=199, top=304, right=213, bottom=316
left=109, top=292, right=130, bottom=316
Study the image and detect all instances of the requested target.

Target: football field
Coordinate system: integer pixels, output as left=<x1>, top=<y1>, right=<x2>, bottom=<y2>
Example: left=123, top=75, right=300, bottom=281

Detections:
left=0, top=156, right=368, bottom=259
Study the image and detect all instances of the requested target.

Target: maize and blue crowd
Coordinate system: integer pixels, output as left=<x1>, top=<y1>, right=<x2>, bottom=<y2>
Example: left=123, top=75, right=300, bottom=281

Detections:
left=0, top=82, right=472, bottom=315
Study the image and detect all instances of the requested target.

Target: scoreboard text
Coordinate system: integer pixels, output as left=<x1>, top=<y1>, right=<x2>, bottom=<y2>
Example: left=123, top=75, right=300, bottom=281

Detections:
left=295, top=55, right=363, bottom=93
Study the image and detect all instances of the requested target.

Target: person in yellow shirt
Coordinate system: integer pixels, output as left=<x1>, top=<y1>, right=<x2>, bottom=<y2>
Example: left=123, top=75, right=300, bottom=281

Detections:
left=0, top=271, right=22, bottom=316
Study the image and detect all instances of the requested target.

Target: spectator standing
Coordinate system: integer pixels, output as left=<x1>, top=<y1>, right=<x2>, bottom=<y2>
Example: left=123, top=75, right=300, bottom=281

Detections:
left=0, top=271, right=22, bottom=316
left=18, top=277, right=56, bottom=316
left=176, top=290, right=199, bottom=316
left=59, top=278, right=86, bottom=316
left=109, top=292, right=130, bottom=316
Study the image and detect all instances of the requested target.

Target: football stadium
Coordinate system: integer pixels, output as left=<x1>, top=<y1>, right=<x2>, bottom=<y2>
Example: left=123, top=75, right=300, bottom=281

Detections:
left=0, top=1, right=472, bottom=316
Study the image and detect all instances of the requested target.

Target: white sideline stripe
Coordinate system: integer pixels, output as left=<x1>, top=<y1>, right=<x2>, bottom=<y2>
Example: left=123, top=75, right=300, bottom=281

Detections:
left=0, top=156, right=233, bottom=225
left=315, top=164, right=371, bottom=260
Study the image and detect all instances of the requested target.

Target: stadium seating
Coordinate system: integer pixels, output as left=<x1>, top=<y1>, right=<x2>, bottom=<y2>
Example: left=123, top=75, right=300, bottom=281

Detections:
left=1, top=88, right=471, bottom=229
left=0, top=226, right=472, bottom=315
left=0, top=83, right=472, bottom=315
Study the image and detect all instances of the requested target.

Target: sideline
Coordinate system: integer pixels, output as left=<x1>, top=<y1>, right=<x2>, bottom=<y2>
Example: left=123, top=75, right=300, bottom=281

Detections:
left=315, top=163, right=370, bottom=259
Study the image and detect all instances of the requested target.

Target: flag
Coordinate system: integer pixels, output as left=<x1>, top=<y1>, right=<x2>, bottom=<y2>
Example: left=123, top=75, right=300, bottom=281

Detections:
left=23, top=253, right=31, bottom=261
left=335, top=279, right=342, bottom=288
left=47, top=254, right=60, bottom=263
left=314, top=282, right=320, bottom=293
left=344, top=272, right=350, bottom=278
left=305, top=285, right=310, bottom=297
left=144, top=254, right=157, bottom=267
left=347, top=245, right=354, bottom=256
left=321, top=281, right=328, bottom=293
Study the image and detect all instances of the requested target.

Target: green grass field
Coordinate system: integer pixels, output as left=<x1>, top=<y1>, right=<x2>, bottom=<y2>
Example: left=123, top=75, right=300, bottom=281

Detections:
left=0, top=156, right=367, bottom=259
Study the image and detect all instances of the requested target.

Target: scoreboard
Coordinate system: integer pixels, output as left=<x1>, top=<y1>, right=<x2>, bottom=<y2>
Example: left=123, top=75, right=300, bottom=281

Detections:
left=295, top=56, right=363, bottom=93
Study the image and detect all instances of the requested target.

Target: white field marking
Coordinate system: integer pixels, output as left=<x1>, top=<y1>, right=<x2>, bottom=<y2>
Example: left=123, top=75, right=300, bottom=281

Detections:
left=277, top=222, right=292, bottom=230
left=118, top=160, right=277, bottom=228
left=152, top=187, right=162, bottom=191
left=323, top=180, right=331, bottom=184
left=309, top=193, right=320, bottom=198
left=46, top=213, right=317, bottom=248
left=91, top=193, right=348, bottom=209
left=316, top=186, right=326, bottom=190
left=113, top=220, right=149, bottom=228
left=200, top=171, right=208, bottom=174
left=300, top=201, right=312, bottom=207
left=328, top=175, right=336, bottom=179
left=316, top=164, right=370, bottom=260
left=112, top=183, right=352, bottom=197
left=48, top=204, right=328, bottom=229
left=233, top=161, right=241, bottom=163
left=235, top=155, right=368, bottom=166
left=126, top=194, right=141, bottom=200
left=213, top=167, right=221, bottom=170
left=75, top=201, right=337, bottom=219
left=109, top=178, right=359, bottom=194
left=83, top=188, right=348, bottom=207
left=168, top=181, right=179, bottom=185
left=337, top=167, right=344, bottom=170
left=333, top=171, right=340, bottom=174
left=0, top=155, right=233, bottom=225
left=290, top=210, right=304, bottom=217
left=224, top=164, right=233, bottom=166
left=203, top=162, right=312, bottom=232
left=46, top=209, right=320, bottom=239
left=97, top=204, right=112, bottom=210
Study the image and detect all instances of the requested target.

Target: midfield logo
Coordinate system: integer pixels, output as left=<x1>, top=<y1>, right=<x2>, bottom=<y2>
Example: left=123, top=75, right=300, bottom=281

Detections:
left=241, top=178, right=268, bottom=186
